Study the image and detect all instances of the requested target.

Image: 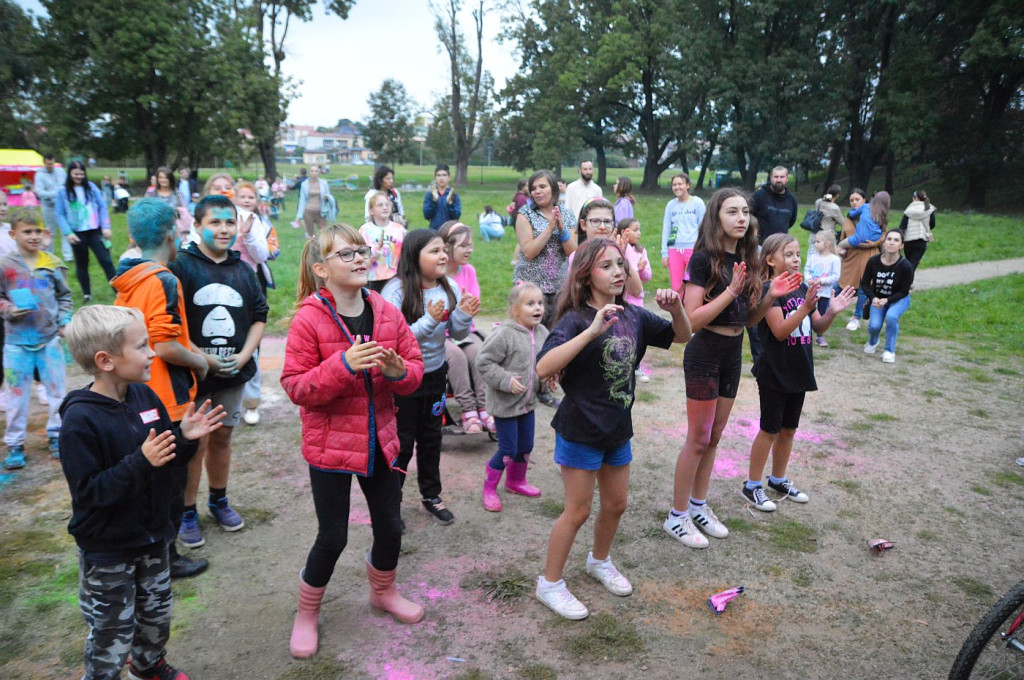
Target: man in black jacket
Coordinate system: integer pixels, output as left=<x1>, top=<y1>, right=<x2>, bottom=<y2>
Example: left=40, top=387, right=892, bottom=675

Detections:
left=748, top=166, right=798, bottom=364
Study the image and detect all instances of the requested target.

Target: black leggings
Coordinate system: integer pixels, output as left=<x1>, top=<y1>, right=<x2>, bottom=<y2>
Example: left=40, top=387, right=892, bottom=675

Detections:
left=903, top=239, right=927, bottom=271
left=394, top=366, right=447, bottom=500
left=71, top=228, right=116, bottom=296
left=303, top=448, right=403, bottom=588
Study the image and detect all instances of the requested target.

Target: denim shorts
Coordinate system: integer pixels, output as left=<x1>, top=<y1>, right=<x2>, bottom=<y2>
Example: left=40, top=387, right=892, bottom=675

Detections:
left=554, top=433, right=632, bottom=471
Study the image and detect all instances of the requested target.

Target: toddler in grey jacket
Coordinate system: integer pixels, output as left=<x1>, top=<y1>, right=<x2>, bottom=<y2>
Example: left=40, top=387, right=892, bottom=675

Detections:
left=474, top=282, right=550, bottom=512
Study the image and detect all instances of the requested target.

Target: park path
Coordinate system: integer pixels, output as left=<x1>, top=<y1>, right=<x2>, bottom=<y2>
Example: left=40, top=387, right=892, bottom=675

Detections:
left=912, top=257, right=1024, bottom=290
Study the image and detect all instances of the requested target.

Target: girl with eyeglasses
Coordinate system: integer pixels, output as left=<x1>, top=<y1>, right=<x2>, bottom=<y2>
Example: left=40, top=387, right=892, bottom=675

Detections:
left=282, top=224, right=427, bottom=659
left=382, top=229, right=480, bottom=526
left=569, top=199, right=645, bottom=303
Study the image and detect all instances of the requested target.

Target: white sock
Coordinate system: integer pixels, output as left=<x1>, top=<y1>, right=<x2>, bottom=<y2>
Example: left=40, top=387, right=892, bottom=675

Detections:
left=538, top=576, right=563, bottom=590
left=668, top=507, right=686, bottom=519
left=588, top=552, right=610, bottom=566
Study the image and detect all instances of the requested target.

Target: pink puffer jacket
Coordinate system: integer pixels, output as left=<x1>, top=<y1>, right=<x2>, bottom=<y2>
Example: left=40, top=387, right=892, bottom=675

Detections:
left=281, top=288, right=424, bottom=475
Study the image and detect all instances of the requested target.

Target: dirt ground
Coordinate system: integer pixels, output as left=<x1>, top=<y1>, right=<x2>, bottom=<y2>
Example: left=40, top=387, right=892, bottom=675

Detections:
left=2, top=305, right=1023, bottom=680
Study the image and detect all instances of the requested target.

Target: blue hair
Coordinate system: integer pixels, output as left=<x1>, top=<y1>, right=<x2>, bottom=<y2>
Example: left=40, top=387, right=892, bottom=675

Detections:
left=194, top=194, right=236, bottom=224
left=127, top=198, right=176, bottom=251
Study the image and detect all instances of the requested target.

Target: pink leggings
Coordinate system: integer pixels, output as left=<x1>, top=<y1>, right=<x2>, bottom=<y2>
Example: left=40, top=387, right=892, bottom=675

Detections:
left=444, top=334, right=487, bottom=414
left=668, top=248, right=694, bottom=293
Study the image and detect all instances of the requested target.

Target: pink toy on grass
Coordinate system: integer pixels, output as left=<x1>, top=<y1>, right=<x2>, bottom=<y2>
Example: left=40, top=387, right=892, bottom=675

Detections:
left=708, top=586, right=745, bottom=614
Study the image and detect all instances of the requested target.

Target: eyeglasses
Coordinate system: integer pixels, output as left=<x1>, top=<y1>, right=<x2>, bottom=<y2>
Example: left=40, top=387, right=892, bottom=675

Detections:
left=586, top=218, right=614, bottom=228
left=326, top=246, right=372, bottom=262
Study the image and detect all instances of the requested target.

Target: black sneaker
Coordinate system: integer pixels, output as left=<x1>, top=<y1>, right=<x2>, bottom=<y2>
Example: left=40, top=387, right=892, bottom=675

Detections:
left=537, top=392, right=562, bottom=409
left=169, top=553, right=209, bottom=579
left=740, top=484, right=777, bottom=512
left=766, top=478, right=810, bottom=503
left=421, top=497, right=455, bottom=525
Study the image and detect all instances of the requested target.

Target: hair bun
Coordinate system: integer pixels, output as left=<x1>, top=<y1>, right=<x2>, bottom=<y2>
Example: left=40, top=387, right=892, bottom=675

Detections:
left=824, top=193, right=833, bottom=201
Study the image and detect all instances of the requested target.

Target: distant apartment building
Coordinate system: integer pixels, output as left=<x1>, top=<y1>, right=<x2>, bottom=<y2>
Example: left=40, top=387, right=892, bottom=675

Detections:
left=279, top=124, right=376, bottom=165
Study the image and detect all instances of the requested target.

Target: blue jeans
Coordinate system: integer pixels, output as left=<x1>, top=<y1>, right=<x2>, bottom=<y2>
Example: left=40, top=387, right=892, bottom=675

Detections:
left=480, top=222, right=505, bottom=242
left=4, top=338, right=66, bottom=446
left=489, top=412, right=535, bottom=469
left=854, top=289, right=869, bottom=319
left=867, top=296, right=911, bottom=354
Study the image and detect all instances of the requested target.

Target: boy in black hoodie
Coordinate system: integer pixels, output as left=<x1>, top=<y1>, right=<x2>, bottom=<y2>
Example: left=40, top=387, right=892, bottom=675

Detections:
left=168, top=194, right=267, bottom=548
left=59, top=305, right=224, bottom=680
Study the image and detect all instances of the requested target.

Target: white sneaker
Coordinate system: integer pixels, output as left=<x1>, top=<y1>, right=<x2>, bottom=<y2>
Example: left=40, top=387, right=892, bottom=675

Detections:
left=243, top=408, right=260, bottom=425
left=1016, top=457, right=1024, bottom=467
left=689, top=505, right=729, bottom=538
left=635, top=367, right=650, bottom=383
left=585, top=553, right=633, bottom=596
left=535, top=578, right=589, bottom=620
left=663, top=514, right=709, bottom=549
left=881, top=351, right=896, bottom=364
left=35, top=382, right=48, bottom=405
left=863, top=340, right=879, bottom=354
left=845, top=318, right=860, bottom=331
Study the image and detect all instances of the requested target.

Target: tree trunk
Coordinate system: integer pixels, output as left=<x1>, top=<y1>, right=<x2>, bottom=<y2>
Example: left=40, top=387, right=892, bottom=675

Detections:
left=595, top=143, right=607, bottom=188
left=965, top=174, right=986, bottom=210
left=258, top=139, right=277, bottom=183
left=695, top=130, right=717, bottom=193
left=823, top=140, right=844, bottom=190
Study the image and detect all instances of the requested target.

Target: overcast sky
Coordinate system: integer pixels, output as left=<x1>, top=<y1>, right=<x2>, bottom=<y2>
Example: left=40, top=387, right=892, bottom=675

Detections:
left=16, top=0, right=521, bottom=127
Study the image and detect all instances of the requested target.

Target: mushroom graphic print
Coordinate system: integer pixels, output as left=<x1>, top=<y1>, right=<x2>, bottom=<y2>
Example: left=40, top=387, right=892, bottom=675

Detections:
left=194, top=283, right=244, bottom=353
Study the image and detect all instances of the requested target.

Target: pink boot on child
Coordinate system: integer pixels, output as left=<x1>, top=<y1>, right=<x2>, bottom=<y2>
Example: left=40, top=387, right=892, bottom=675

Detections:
left=482, top=466, right=503, bottom=512
left=289, top=572, right=326, bottom=658
left=504, top=455, right=541, bottom=497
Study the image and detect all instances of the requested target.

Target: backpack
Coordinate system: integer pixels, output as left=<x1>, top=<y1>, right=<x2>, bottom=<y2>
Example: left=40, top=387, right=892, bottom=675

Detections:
left=800, top=209, right=823, bottom=232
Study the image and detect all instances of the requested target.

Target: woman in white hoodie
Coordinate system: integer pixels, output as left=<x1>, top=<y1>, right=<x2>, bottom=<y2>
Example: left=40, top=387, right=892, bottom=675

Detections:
left=898, top=190, right=936, bottom=271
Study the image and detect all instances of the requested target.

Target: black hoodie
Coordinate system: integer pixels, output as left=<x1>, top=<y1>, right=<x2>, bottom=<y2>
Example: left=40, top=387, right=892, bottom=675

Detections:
left=750, top=183, right=798, bottom=244
left=58, top=383, right=199, bottom=561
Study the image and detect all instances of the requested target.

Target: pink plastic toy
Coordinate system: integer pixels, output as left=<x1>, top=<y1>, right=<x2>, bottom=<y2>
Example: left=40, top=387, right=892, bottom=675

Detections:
left=708, top=586, right=745, bottom=614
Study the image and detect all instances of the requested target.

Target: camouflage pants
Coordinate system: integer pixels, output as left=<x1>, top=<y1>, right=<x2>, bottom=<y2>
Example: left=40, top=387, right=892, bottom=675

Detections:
left=77, top=546, right=172, bottom=680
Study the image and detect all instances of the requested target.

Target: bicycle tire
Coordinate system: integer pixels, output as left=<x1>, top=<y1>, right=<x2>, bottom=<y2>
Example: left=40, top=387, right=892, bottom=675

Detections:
left=949, top=579, right=1024, bottom=679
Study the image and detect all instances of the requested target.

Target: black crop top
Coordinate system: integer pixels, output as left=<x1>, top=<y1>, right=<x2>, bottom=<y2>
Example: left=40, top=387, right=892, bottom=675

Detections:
left=686, top=250, right=751, bottom=327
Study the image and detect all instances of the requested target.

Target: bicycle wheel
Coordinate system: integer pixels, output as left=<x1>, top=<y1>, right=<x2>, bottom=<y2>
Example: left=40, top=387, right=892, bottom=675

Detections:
left=949, top=579, right=1024, bottom=679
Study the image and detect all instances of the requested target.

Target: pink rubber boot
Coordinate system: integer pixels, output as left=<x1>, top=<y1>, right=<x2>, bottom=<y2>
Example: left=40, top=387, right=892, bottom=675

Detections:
left=504, top=455, right=541, bottom=497
left=482, top=466, right=503, bottom=512
left=289, top=573, right=327, bottom=658
left=365, top=552, right=424, bottom=624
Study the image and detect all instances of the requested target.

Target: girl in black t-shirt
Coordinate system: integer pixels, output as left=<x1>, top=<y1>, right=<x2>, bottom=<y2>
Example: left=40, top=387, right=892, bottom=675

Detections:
left=742, top=234, right=857, bottom=512
left=533, top=237, right=691, bottom=620
left=665, top=189, right=802, bottom=550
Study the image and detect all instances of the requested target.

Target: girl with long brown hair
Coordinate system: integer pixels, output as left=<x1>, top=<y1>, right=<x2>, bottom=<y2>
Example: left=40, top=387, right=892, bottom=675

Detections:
left=664, top=188, right=801, bottom=550
left=533, top=237, right=690, bottom=620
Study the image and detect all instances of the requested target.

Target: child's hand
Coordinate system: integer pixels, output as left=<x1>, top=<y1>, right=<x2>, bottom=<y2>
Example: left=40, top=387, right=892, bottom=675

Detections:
left=430, top=186, right=439, bottom=201
left=654, top=288, right=683, bottom=313
left=588, top=304, right=622, bottom=337
left=828, top=286, right=857, bottom=314
left=872, top=297, right=888, bottom=308
left=66, top=233, right=81, bottom=246
left=661, top=256, right=669, bottom=268
left=801, top=280, right=822, bottom=311
left=446, top=190, right=457, bottom=206
left=637, top=256, right=649, bottom=272
left=379, top=348, right=406, bottom=378
left=214, top=354, right=240, bottom=378
left=458, top=295, right=481, bottom=317
left=239, top=213, right=254, bottom=235
left=727, top=262, right=747, bottom=297
left=8, top=306, right=31, bottom=319
left=141, top=429, right=176, bottom=467
left=769, top=271, right=802, bottom=298
left=543, top=375, right=561, bottom=393
left=179, top=399, right=226, bottom=441
left=345, top=336, right=384, bottom=372
left=508, top=375, right=527, bottom=394
left=427, top=298, right=447, bottom=322
left=101, top=228, right=112, bottom=240
left=192, top=352, right=210, bottom=381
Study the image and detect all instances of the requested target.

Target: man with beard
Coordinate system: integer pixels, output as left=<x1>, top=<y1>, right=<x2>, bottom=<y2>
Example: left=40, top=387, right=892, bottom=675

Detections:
left=565, top=161, right=603, bottom=220
left=750, top=166, right=798, bottom=243
left=748, top=166, right=798, bottom=364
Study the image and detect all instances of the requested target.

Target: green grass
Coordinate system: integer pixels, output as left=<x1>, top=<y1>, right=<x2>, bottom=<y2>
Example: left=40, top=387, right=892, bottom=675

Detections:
left=867, top=413, right=898, bottom=422
left=464, top=568, right=531, bottom=603
left=763, top=519, right=819, bottom=554
left=953, top=576, right=995, bottom=602
left=65, top=167, right=1024, bottom=335
left=565, top=612, right=644, bottom=661
left=986, top=471, right=1024, bottom=488
left=903, top=274, right=1024, bottom=363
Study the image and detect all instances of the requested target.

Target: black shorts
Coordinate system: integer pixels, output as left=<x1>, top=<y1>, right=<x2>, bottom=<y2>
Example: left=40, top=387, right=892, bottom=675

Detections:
left=683, top=329, right=743, bottom=400
left=757, top=385, right=806, bottom=434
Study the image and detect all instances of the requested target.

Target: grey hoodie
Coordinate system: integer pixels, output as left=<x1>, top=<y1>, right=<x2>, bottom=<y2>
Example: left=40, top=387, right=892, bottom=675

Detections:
left=475, top=320, right=549, bottom=418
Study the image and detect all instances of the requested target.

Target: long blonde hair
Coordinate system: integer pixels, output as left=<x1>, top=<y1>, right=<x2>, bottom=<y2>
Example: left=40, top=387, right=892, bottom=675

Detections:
left=813, top=228, right=839, bottom=256
left=295, top=224, right=365, bottom=304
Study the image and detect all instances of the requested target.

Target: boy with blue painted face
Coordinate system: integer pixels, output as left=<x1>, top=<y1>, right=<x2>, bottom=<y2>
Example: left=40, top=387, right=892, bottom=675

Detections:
left=169, top=195, right=268, bottom=549
left=113, top=198, right=214, bottom=579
